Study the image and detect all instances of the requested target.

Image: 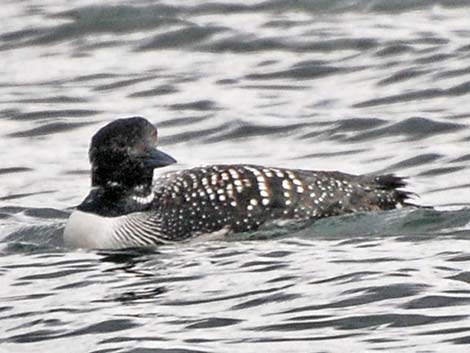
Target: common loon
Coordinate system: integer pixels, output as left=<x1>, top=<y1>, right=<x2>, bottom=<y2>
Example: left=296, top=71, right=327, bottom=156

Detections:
left=64, top=116, right=413, bottom=249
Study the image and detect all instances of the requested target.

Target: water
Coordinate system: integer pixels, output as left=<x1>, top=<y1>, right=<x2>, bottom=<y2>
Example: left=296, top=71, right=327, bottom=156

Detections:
left=2, top=1, right=470, bottom=352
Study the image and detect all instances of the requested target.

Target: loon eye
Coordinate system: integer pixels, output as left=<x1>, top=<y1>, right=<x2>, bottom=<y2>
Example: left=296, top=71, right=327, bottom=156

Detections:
left=150, top=129, right=157, bottom=142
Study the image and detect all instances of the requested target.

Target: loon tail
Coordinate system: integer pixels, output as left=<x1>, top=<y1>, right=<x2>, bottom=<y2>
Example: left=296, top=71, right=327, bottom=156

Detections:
left=374, top=174, right=422, bottom=207
left=375, top=174, right=407, bottom=190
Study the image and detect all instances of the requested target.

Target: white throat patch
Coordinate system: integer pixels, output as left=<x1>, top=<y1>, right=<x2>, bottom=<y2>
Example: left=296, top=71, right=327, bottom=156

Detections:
left=131, top=192, right=155, bottom=205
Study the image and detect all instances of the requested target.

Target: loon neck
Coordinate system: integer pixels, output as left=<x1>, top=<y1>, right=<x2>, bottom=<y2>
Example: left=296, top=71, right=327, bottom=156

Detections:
left=91, top=164, right=154, bottom=190
left=78, top=183, right=155, bottom=217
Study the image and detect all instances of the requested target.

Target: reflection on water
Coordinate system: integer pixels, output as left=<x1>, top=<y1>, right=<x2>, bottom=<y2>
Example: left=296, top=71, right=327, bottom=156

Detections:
left=2, top=1, right=470, bottom=352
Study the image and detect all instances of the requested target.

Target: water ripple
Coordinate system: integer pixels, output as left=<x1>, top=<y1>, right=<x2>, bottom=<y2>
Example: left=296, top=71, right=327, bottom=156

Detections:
left=2, top=1, right=470, bottom=352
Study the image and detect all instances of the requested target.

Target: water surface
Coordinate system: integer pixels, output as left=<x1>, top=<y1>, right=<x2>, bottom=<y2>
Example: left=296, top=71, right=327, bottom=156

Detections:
left=2, top=1, right=470, bottom=352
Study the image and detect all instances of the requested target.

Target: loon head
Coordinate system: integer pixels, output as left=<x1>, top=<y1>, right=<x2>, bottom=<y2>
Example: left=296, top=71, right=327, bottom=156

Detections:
left=89, top=117, right=176, bottom=189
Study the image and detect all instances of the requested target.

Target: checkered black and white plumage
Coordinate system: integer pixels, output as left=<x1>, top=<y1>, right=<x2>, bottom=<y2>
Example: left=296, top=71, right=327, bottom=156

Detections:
left=150, top=165, right=410, bottom=242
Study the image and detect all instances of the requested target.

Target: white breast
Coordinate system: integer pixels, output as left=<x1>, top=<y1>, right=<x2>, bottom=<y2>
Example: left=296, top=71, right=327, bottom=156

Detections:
left=64, top=210, right=120, bottom=249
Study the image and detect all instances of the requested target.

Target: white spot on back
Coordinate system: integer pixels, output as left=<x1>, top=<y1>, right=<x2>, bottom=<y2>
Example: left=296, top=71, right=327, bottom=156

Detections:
left=282, top=180, right=291, bottom=190
left=260, top=190, right=269, bottom=198
left=263, top=169, right=273, bottom=177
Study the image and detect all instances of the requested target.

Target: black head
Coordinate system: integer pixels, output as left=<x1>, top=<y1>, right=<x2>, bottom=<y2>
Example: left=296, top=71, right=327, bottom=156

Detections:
left=89, top=117, right=176, bottom=188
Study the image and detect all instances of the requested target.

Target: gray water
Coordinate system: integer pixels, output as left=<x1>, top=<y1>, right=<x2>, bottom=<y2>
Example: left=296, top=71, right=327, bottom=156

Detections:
left=2, top=1, right=470, bottom=352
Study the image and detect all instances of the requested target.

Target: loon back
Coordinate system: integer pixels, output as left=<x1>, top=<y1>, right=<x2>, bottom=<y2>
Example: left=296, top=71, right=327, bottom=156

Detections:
left=150, top=164, right=410, bottom=239
left=64, top=117, right=413, bottom=249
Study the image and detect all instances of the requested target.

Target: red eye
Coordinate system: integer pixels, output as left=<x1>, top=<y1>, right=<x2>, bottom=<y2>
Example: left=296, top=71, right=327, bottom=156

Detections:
left=151, top=129, right=157, bottom=141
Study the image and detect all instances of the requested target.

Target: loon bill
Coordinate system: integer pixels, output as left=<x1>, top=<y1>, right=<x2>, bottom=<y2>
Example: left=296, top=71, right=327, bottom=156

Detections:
left=64, top=116, right=414, bottom=249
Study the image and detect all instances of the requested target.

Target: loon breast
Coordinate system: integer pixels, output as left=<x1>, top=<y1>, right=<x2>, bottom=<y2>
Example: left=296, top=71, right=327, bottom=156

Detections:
left=64, top=209, right=177, bottom=249
left=64, top=210, right=118, bottom=249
